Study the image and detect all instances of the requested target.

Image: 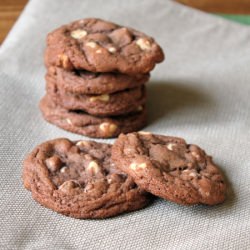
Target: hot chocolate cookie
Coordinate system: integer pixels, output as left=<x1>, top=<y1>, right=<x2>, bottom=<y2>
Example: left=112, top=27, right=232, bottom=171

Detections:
left=112, top=132, right=227, bottom=205
left=45, top=18, right=164, bottom=74
left=46, top=75, right=146, bottom=117
left=39, top=96, right=147, bottom=138
left=47, top=67, right=149, bottom=95
left=23, top=138, right=151, bottom=218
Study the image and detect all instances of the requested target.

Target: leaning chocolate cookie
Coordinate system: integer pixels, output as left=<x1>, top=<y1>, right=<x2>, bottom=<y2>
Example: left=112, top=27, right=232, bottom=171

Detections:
left=39, top=95, right=147, bottom=138
left=23, top=138, right=151, bottom=219
left=45, top=18, right=164, bottom=74
left=112, top=132, right=227, bottom=205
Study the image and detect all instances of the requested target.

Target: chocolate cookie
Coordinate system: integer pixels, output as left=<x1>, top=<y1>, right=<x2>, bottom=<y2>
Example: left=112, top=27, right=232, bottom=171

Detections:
left=48, top=66, right=149, bottom=95
left=39, top=96, right=147, bottom=138
left=23, top=138, right=151, bottom=218
left=112, top=132, right=227, bottom=205
left=46, top=75, right=146, bottom=117
left=45, top=18, right=164, bottom=74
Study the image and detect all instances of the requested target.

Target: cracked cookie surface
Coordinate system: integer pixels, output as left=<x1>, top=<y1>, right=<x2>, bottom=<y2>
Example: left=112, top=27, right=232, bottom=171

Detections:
left=22, top=138, right=151, bottom=218
left=46, top=73, right=146, bottom=117
left=39, top=96, right=147, bottom=138
left=45, top=18, right=164, bottom=74
left=112, top=132, right=227, bottom=205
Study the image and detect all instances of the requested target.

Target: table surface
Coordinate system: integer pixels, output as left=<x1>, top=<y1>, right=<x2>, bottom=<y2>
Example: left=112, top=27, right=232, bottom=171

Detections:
left=0, top=0, right=28, bottom=44
left=1, top=0, right=250, bottom=44
left=176, top=0, right=250, bottom=14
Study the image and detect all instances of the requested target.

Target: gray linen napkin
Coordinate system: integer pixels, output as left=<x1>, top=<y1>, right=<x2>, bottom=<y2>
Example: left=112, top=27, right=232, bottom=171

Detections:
left=0, top=0, right=250, bottom=249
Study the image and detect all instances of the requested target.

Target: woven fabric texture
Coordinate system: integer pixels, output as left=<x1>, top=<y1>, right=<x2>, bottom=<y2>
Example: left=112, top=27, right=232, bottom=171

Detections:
left=0, top=0, right=250, bottom=249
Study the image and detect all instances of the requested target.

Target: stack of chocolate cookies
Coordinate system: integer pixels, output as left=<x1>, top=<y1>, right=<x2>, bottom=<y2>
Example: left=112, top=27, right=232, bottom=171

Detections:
left=40, top=18, right=164, bottom=138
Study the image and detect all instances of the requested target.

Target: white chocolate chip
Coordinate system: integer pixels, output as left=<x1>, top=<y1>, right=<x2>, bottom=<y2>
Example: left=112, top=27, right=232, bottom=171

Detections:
left=129, top=163, right=137, bottom=170
left=129, top=162, right=147, bottom=170
left=45, top=156, right=62, bottom=172
left=70, top=29, right=87, bottom=39
left=60, top=166, right=67, bottom=173
left=76, top=141, right=89, bottom=147
left=137, top=106, right=143, bottom=111
left=138, top=131, right=151, bottom=135
left=136, top=38, right=151, bottom=51
left=86, top=161, right=100, bottom=174
left=99, top=123, right=117, bottom=136
left=99, top=123, right=109, bottom=131
left=108, top=47, right=117, bottom=53
left=59, top=180, right=79, bottom=192
left=191, top=151, right=201, bottom=160
left=66, top=118, right=72, bottom=125
left=58, top=54, right=70, bottom=68
left=109, top=124, right=117, bottom=133
left=167, top=143, right=176, bottom=151
left=139, top=163, right=147, bottom=169
left=86, top=41, right=97, bottom=48
left=90, top=94, right=110, bottom=102
left=189, top=172, right=197, bottom=177
left=96, top=49, right=102, bottom=54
